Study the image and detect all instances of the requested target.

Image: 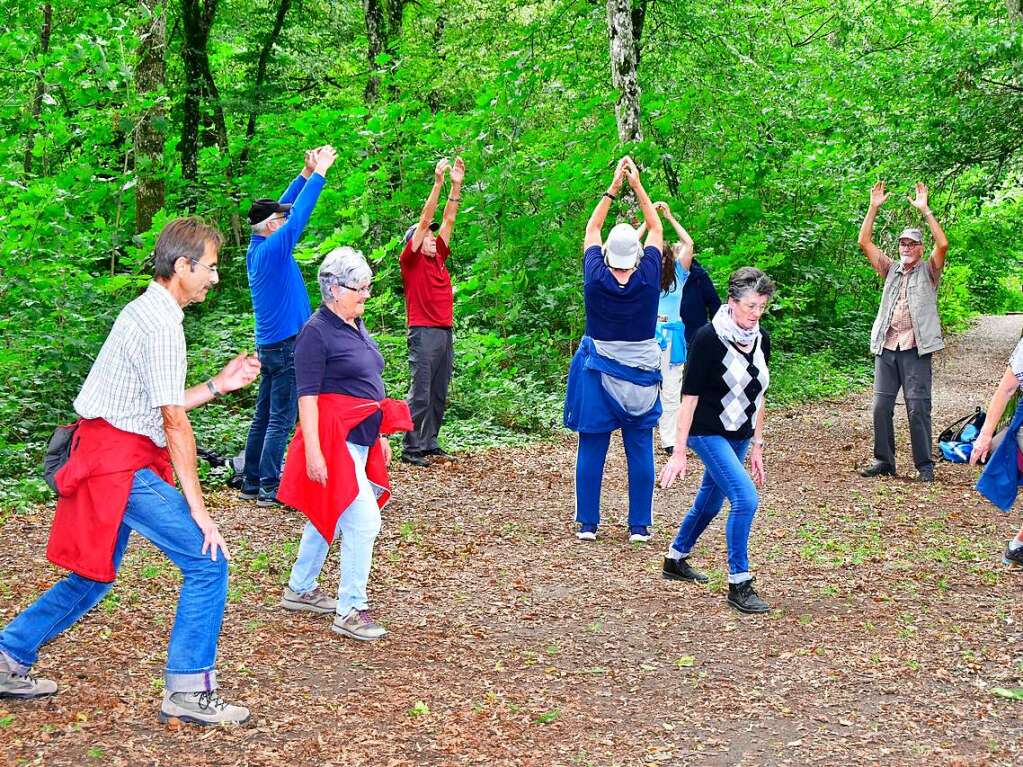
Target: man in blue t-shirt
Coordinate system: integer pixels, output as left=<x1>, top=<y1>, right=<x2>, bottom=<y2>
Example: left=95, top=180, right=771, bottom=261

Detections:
left=240, top=145, right=336, bottom=506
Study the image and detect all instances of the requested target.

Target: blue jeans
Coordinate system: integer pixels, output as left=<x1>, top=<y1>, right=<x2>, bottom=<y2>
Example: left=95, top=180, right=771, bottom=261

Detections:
left=288, top=443, right=382, bottom=614
left=669, top=435, right=758, bottom=583
left=243, top=336, right=298, bottom=499
left=0, top=469, right=228, bottom=692
left=575, top=428, right=654, bottom=531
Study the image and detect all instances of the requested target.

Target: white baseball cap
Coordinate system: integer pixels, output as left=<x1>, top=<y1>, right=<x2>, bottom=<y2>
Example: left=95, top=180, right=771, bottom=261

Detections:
left=603, top=223, right=642, bottom=269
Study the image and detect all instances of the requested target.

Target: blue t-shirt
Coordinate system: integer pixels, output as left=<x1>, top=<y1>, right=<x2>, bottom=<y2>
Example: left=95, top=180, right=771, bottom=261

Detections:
left=582, top=244, right=662, bottom=341
left=247, top=173, right=326, bottom=345
left=294, top=305, right=385, bottom=446
left=656, top=261, right=689, bottom=323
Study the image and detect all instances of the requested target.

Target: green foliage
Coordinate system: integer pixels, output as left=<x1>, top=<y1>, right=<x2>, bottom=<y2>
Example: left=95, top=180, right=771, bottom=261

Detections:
left=1, top=0, right=1023, bottom=506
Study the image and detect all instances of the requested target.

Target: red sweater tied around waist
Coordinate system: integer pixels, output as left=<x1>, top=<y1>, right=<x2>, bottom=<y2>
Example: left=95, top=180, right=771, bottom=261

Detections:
left=278, top=394, right=413, bottom=543
left=47, top=418, right=173, bottom=582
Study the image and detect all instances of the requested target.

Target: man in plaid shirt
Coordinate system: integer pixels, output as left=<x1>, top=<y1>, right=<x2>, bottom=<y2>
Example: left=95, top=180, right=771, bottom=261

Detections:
left=0, top=218, right=261, bottom=726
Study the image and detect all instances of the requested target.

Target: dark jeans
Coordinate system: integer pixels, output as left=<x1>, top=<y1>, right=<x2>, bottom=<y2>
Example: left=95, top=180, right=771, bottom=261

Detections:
left=243, top=336, right=298, bottom=499
left=872, top=348, right=933, bottom=472
left=403, top=326, right=454, bottom=455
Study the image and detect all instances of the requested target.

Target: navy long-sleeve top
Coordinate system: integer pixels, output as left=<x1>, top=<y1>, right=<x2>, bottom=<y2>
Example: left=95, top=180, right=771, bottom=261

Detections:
left=582, top=244, right=662, bottom=341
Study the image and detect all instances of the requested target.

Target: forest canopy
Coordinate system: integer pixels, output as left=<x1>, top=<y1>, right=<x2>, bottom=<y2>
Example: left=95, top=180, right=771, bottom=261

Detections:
left=1, top=0, right=1022, bottom=505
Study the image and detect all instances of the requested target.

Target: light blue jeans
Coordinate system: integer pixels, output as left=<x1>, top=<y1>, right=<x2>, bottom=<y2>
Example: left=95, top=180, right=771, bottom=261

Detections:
left=288, top=442, right=382, bottom=614
left=669, top=435, right=758, bottom=583
left=0, top=469, right=227, bottom=692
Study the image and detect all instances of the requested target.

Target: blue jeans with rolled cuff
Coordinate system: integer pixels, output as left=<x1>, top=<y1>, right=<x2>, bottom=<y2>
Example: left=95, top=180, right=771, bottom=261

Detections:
left=0, top=469, right=228, bottom=692
left=668, top=435, right=758, bottom=583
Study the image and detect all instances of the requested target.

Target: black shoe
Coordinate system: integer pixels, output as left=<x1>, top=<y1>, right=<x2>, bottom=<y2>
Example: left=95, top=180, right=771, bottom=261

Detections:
left=662, top=557, right=708, bottom=584
left=426, top=448, right=458, bottom=463
left=256, top=494, right=283, bottom=509
left=400, top=452, right=431, bottom=467
left=1003, top=542, right=1023, bottom=567
left=858, top=461, right=896, bottom=478
left=727, top=578, right=770, bottom=614
left=663, top=446, right=674, bottom=457
left=917, top=466, right=935, bottom=482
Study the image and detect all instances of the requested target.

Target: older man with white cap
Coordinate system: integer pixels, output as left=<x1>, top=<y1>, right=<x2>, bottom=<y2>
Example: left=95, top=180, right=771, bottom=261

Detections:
left=564, top=156, right=664, bottom=542
left=857, top=181, right=949, bottom=482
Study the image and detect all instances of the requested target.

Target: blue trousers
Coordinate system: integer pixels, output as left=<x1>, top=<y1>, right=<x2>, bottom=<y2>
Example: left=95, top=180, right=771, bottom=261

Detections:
left=670, top=435, right=758, bottom=583
left=243, top=336, right=298, bottom=500
left=575, top=428, right=654, bottom=530
left=0, top=469, right=228, bottom=692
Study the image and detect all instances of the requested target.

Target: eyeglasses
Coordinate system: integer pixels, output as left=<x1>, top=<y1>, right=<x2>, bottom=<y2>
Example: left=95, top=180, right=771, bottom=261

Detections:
left=189, top=258, right=219, bottom=275
left=898, top=240, right=922, bottom=247
left=342, top=284, right=372, bottom=296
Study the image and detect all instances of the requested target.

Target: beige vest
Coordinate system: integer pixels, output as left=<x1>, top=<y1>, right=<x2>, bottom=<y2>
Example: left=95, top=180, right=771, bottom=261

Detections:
left=870, top=262, right=944, bottom=356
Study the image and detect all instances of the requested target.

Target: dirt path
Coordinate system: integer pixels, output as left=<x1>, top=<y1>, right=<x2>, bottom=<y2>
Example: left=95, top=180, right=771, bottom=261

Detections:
left=4, top=316, right=1023, bottom=766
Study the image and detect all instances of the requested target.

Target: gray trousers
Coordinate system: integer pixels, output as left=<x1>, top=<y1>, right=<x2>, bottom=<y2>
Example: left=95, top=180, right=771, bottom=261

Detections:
left=404, top=326, right=454, bottom=455
left=872, top=348, right=934, bottom=471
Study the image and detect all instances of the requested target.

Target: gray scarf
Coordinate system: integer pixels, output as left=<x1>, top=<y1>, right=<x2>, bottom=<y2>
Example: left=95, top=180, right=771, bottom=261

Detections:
left=711, top=304, right=760, bottom=347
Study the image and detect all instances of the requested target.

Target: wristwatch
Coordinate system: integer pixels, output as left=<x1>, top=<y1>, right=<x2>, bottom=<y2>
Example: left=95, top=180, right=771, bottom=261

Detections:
left=206, top=379, right=222, bottom=398
left=752, top=438, right=765, bottom=447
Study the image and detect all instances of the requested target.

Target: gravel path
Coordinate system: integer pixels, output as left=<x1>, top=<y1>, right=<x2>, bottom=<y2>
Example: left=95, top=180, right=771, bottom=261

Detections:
left=3, top=315, right=1023, bottom=767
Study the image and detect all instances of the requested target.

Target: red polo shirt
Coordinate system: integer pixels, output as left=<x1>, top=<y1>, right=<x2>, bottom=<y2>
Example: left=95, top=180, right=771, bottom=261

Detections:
left=400, top=236, right=453, bottom=327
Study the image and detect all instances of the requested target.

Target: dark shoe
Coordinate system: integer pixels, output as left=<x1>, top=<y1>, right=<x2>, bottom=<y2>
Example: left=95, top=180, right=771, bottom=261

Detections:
left=256, top=494, right=282, bottom=508
left=663, top=446, right=674, bottom=457
left=1003, top=542, right=1023, bottom=567
left=400, top=452, right=431, bottom=468
left=917, top=466, right=935, bottom=482
left=238, top=485, right=259, bottom=501
left=727, top=578, right=770, bottom=614
left=858, top=461, right=896, bottom=478
left=662, top=556, right=708, bottom=584
left=426, top=448, right=458, bottom=463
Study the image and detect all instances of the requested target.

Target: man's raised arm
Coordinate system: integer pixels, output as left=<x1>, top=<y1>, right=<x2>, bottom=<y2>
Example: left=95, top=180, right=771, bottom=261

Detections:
left=908, top=182, right=949, bottom=274
left=409, top=159, right=449, bottom=253
left=858, top=181, right=890, bottom=276
left=438, top=157, right=464, bottom=245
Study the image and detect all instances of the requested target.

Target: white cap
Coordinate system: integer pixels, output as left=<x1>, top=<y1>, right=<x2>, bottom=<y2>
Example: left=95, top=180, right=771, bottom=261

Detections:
left=603, top=223, right=642, bottom=269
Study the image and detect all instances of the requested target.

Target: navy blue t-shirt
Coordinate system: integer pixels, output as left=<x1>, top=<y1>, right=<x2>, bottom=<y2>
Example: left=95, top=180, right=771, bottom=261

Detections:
left=583, top=245, right=662, bottom=341
left=294, top=305, right=385, bottom=446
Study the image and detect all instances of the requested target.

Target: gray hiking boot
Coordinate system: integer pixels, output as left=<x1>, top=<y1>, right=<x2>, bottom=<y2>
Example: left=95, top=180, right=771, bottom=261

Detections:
left=332, top=608, right=387, bottom=641
left=159, top=689, right=251, bottom=725
left=281, top=586, right=337, bottom=615
left=0, top=669, right=58, bottom=699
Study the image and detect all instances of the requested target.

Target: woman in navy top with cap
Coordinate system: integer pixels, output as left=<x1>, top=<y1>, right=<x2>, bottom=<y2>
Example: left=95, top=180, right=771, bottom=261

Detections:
left=564, top=156, right=664, bottom=542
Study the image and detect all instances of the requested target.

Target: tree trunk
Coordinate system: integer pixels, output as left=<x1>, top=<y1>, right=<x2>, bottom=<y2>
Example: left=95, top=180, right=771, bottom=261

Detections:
left=607, top=0, right=642, bottom=143
left=239, top=0, right=293, bottom=171
left=23, top=3, right=53, bottom=177
left=386, top=0, right=407, bottom=47
left=631, top=0, right=648, bottom=65
left=364, top=0, right=387, bottom=101
left=426, top=14, right=446, bottom=113
left=135, top=0, right=167, bottom=233
left=179, top=0, right=208, bottom=200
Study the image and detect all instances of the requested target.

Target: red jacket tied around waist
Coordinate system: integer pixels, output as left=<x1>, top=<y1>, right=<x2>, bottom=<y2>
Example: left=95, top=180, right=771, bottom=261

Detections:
left=278, top=394, right=413, bottom=543
left=47, top=418, right=173, bottom=582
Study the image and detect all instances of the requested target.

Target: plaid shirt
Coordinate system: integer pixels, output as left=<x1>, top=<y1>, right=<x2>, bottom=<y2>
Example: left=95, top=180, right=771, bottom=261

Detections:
left=73, top=282, right=186, bottom=447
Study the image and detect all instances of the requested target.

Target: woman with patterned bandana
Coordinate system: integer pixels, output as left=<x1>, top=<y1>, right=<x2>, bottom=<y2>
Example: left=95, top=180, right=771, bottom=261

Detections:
left=659, top=267, right=775, bottom=613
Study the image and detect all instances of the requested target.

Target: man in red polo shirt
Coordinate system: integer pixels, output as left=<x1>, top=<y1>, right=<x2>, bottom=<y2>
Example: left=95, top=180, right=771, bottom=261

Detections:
left=400, top=157, right=465, bottom=467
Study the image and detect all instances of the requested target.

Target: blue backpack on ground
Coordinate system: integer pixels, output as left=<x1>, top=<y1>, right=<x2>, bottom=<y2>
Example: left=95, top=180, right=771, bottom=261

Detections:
left=938, top=407, right=985, bottom=463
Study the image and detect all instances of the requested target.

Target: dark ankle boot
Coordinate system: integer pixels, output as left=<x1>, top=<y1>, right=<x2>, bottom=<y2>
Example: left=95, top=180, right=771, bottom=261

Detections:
left=727, top=578, right=770, bottom=614
left=662, top=557, right=708, bottom=584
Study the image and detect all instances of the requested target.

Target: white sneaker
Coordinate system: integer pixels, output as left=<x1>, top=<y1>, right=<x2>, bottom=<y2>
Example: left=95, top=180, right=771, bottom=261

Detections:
left=628, top=532, right=651, bottom=543
left=0, top=670, right=57, bottom=699
left=159, top=690, right=251, bottom=725
left=576, top=530, right=597, bottom=541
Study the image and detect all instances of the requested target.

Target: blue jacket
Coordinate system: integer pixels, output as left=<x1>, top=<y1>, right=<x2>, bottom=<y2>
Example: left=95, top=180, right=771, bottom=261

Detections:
left=564, top=336, right=662, bottom=433
left=679, top=260, right=721, bottom=345
left=977, top=406, right=1023, bottom=513
left=247, top=173, right=326, bottom=345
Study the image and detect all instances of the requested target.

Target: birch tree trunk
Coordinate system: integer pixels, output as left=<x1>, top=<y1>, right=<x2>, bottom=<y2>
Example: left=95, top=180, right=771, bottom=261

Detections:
left=364, top=0, right=387, bottom=101
left=606, top=0, right=642, bottom=143
left=135, top=0, right=167, bottom=233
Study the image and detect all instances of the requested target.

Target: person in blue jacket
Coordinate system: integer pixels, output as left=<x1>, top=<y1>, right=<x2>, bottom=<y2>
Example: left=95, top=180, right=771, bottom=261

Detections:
left=971, top=336, right=1023, bottom=567
left=638, top=201, right=721, bottom=455
left=564, top=156, right=663, bottom=543
left=240, top=145, right=337, bottom=507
